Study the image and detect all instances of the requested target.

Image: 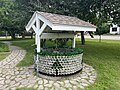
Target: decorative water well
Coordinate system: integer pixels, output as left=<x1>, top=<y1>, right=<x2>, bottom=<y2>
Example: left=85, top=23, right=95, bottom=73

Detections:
left=34, top=48, right=83, bottom=76
left=26, top=11, right=96, bottom=77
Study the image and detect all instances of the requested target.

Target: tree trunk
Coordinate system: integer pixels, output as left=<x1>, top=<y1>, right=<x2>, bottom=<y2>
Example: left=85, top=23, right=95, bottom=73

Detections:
left=99, top=35, right=101, bottom=42
left=8, top=31, right=15, bottom=40
left=22, top=31, right=25, bottom=39
left=11, top=33, right=16, bottom=40
left=81, top=31, right=85, bottom=45
left=31, top=32, right=33, bottom=39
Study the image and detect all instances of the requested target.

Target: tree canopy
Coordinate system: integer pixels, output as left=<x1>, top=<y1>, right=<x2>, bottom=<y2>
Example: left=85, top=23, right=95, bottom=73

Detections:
left=0, top=0, right=120, bottom=39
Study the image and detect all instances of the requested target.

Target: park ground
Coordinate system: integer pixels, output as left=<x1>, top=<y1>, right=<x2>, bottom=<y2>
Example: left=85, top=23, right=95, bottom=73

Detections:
left=0, top=37, right=120, bottom=90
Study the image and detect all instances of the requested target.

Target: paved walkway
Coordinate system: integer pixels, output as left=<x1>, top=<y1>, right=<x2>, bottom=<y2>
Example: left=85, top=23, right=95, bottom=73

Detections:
left=84, top=35, right=120, bottom=40
left=0, top=42, right=97, bottom=90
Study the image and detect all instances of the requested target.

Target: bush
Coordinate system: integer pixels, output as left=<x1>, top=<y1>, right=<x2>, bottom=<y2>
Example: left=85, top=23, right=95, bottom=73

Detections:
left=37, top=48, right=83, bottom=56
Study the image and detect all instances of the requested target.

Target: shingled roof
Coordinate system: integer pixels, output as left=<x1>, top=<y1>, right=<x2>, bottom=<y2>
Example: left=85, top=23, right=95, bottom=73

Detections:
left=26, top=11, right=96, bottom=32
left=37, top=11, right=96, bottom=28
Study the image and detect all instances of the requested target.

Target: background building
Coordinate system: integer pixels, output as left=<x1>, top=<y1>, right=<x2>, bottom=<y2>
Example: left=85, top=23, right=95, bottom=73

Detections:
left=110, top=24, right=120, bottom=34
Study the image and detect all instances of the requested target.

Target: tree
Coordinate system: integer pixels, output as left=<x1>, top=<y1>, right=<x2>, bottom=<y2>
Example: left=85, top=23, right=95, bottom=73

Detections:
left=0, top=0, right=32, bottom=39
left=1, top=0, right=119, bottom=40
left=96, top=23, right=109, bottom=42
left=0, top=0, right=24, bottom=39
left=0, top=0, right=16, bottom=39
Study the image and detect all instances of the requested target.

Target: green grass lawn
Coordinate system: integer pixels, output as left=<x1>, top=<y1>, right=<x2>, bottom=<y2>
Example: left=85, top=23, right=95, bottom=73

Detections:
left=0, top=43, right=9, bottom=52
left=12, top=39, right=35, bottom=66
left=12, top=39, right=120, bottom=90
left=0, top=42, right=10, bottom=61
left=0, top=52, right=10, bottom=61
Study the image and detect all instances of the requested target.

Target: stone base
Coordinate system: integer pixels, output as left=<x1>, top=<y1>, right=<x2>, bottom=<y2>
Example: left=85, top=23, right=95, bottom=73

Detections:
left=34, top=53, right=83, bottom=76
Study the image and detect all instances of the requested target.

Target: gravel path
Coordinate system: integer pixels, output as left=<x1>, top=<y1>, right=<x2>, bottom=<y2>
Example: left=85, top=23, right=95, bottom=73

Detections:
left=0, top=42, right=97, bottom=90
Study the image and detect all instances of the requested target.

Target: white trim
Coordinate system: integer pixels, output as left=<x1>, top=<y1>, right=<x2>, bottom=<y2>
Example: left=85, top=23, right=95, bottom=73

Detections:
left=37, top=35, right=41, bottom=52
left=36, top=14, right=40, bottom=30
left=35, top=34, right=37, bottom=45
left=38, top=23, right=47, bottom=35
left=26, top=12, right=36, bottom=31
left=52, top=24, right=96, bottom=31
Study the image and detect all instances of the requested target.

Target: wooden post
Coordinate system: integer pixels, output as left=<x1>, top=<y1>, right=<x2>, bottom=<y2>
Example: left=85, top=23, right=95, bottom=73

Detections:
left=32, top=14, right=47, bottom=53
left=72, top=35, right=76, bottom=48
left=35, top=34, right=37, bottom=45
left=81, top=31, right=85, bottom=45
left=36, top=14, right=41, bottom=53
left=37, top=35, right=41, bottom=52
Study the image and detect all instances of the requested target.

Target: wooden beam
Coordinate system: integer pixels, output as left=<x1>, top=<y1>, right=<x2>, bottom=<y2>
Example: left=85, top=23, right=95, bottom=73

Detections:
left=26, top=12, right=36, bottom=31
left=32, top=25, right=37, bottom=33
left=72, top=35, right=76, bottom=48
left=38, top=23, right=47, bottom=35
left=41, top=33, right=74, bottom=39
left=36, top=15, right=40, bottom=30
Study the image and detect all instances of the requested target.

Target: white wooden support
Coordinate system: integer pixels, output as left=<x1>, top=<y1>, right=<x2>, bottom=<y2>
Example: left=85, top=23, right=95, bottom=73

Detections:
left=38, top=23, right=47, bottom=35
left=37, top=35, right=41, bottom=52
left=31, top=14, right=47, bottom=53
left=35, top=34, right=37, bottom=45
left=72, top=35, right=76, bottom=48
left=32, top=25, right=37, bottom=33
left=36, top=15, right=47, bottom=53
left=26, top=12, right=37, bottom=31
left=36, top=14, right=40, bottom=30
left=36, top=23, right=47, bottom=52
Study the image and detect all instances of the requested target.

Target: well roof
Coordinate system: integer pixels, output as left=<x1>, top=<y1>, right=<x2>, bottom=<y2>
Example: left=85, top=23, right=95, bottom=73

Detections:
left=37, top=11, right=96, bottom=28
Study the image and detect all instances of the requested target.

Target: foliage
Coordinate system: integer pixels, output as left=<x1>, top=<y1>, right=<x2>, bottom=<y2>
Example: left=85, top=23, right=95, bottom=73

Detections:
left=0, top=0, right=30, bottom=39
left=95, top=23, right=109, bottom=42
left=0, top=0, right=120, bottom=40
left=0, top=0, right=17, bottom=39
left=0, top=42, right=9, bottom=61
left=96, top=23, right=109, bottom=35
left=55, top=38, right=69, bottom=48
left=37, top=48, right=83, bottom=56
